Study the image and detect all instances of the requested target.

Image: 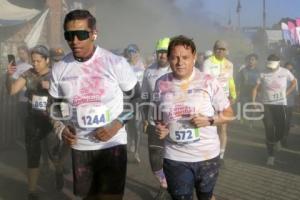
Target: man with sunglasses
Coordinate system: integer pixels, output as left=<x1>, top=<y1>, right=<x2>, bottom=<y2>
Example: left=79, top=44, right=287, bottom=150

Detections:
left=203, top=40, right=236, bottom=167
left=49, top=9, right=140, bottom=200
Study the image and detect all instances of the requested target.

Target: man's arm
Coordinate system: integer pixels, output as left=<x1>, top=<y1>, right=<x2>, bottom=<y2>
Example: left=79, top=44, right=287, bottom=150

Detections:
left=94, top=82, right=141, bottom=142
left=286, top=79, right=297, bottom=96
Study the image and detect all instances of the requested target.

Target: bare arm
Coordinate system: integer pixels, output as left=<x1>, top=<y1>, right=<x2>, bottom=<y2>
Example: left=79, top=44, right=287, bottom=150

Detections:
left=252, top=83, right=260, bottom=103
left=6, top=74, right=26, bottom=95
left=286, top=79, right=297, bottom=96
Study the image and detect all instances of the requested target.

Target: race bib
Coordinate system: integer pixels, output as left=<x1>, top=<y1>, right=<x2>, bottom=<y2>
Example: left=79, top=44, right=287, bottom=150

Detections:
left=32, top=95, right=48, bottom=111
left=169, top=120, right=200, bottom=144
left=77, top=105, right=110, bottom=128
left=266, top=90, right=284, bottom=102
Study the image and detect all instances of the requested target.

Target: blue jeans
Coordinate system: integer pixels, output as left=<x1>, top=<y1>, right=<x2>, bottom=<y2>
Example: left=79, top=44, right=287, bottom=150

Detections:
left=163, top=156, right=220, bottom=200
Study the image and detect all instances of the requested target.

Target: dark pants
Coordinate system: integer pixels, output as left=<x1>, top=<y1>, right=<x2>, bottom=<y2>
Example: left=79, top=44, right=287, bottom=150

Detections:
left=163, top=157, right=220, bottom=200
left=262, top=104, right=287, bottom=156
left=282, top=106, right=293, bottom=144
left=147, top=124, right=164, bottom=172
left=72, top=145, right=127, bottom=197
left=25, top=114, right=61, bottom=168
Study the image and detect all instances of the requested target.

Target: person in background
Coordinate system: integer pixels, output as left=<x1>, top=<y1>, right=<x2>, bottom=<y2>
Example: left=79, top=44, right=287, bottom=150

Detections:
left=123, top=44, right=144, bottom=163
left=237, top=53, right=260, bottom=127
left=252, top=54, right=297, bottom=166
left=141, top=37, right=172, bottom=200
left=155, top=35, right=234, bottom=200
left=9, top=45, right=33, bottom=138
left=203, top=40, right=237, bottom=167
left=281, top=62, right=298, bottom=147
left=50, top=47, right=65, bottom=66
left=195, top=52, right=205, bottom=71
left=6, top=45, right=64, bottom=200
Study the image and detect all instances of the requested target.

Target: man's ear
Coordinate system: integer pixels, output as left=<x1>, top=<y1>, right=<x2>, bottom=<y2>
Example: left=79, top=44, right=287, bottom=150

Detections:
left=91, top=30, right=97, bottom=41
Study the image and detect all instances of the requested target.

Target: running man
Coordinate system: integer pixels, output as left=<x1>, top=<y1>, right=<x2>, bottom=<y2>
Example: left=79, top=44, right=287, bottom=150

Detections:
left=141, top=37, right=172, bottom=200
left=123, top=44, right=144, bottom=163
left=203, top=40, right=236, bottom=166
left=252, top=54, right=296, bottom=166
left=49, top=10, right=139, bottom=199
left=154, top=35, right=234, bottom=200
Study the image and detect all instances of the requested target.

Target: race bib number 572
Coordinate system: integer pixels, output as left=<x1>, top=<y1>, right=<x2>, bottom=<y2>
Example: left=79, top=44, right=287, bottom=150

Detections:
left=169, top=121, right=200, bottom=144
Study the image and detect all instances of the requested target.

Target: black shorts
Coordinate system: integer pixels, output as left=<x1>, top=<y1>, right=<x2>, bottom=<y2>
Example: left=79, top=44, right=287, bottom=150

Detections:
left=72, top=145, right=127, bottom=197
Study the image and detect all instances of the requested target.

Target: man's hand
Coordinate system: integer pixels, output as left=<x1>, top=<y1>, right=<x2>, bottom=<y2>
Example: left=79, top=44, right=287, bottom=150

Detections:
left=155, top=121, right=169, bottom=139
left=94, top=120, right=123, bottom=142
left=62, top=125, right=77, bottom=145
left=191, top=114, right=210, bottom=128
left=7, top=62, right=16, bottom=76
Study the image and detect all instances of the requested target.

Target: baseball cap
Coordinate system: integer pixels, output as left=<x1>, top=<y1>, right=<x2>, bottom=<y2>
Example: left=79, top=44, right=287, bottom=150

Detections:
left=156, top=37, right=170, bottom=51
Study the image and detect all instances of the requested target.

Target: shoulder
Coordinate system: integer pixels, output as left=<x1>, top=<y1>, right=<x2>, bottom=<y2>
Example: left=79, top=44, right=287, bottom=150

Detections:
left=97, top=47, right=126, bottom=67
left=155, top=72, right=173, bottom=90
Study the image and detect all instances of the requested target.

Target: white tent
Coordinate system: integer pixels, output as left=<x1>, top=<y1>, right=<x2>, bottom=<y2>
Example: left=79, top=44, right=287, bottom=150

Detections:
left=24, top=9, right=49, bottom=48
left=0, top=0, right=40, bottom=27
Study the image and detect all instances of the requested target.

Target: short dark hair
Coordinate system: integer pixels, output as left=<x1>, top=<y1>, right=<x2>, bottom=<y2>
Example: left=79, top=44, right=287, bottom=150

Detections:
left=246, top=53, right=258, bottom=61
left=63, top=9, right=96, bottom=31
left=267, top=54, right=280, bottom=61
left=167, top=35, right=196, bottom=58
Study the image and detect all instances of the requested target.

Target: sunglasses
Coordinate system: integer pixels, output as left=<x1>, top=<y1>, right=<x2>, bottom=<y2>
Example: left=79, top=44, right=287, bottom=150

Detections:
left=216, top=48, right=226, bottom=51
left=64, top=30, right=91, bottom=41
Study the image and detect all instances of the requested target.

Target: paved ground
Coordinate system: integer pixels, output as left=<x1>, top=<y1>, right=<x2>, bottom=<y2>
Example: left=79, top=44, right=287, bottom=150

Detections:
left=0, top=119, right=300, bottom=200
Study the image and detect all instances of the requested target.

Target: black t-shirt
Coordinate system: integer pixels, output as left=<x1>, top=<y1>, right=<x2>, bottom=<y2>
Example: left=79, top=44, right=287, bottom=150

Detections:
left=21, top=69, right=51, bottom=116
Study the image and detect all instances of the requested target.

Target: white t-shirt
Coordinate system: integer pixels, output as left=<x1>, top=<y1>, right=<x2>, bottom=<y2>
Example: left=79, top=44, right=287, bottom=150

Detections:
left=49, top=46, right=137, bottom=151
left=141, top=62, right=171, bottom=125
left=154, top=69, right=230, bottom=162
left=132, top=65, right=144, bottom=86
left=258, top=67, right=295, bottom=105
left=12, top=61, right=32, bottom=102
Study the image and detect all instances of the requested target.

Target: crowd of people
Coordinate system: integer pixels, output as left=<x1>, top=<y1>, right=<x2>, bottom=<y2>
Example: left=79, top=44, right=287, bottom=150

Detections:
left=3, top=9, right=299, bottom=200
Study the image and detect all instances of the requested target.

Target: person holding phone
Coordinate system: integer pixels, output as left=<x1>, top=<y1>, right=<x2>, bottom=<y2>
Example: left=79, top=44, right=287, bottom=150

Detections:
left=7, top=45, right=33, bottom=140
left=6, top=45, right=64, bottom=200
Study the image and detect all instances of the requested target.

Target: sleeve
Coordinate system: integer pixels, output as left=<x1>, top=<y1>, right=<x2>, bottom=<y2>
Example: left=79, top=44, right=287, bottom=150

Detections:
left=229, top=77, right=237, bottom=100
left=211, top=78, right=230, bottom=112
left=113, top=58, right=138, bottom=92
left=49, top=67, right=61, bottom=98
left=256, top=73, right=262, bottom=85
left=19, top=70, right=30, bottom=82
left=286, top=69, right=296, bottom=82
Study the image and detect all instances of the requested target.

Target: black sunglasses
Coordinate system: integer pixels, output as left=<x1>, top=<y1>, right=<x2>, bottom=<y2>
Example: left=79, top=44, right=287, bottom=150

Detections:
left=64, top=30, right=91, bottom=41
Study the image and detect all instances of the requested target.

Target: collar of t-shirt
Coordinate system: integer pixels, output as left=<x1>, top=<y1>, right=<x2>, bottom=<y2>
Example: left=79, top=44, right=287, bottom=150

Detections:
left=74, top=45, right=97, bottom=62
left=172, top=68, right=196, bottom=90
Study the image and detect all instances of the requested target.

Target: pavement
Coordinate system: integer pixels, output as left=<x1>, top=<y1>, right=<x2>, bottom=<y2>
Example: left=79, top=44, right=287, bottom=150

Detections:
left=0, top=119, right=300, bottom=200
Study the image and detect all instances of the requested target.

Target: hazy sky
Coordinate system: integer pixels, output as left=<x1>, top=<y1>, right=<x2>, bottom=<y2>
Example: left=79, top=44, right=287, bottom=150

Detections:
left=200, top=0, right=300, bottom=27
